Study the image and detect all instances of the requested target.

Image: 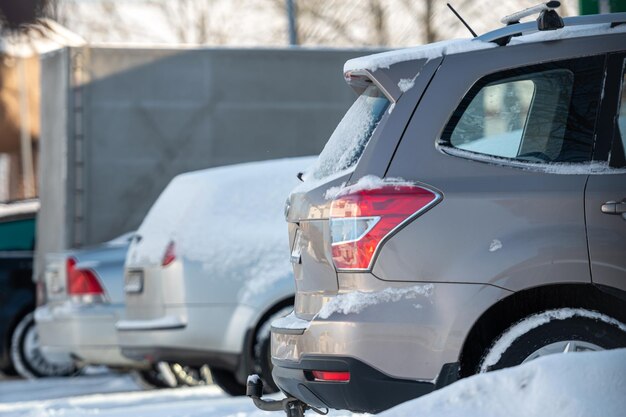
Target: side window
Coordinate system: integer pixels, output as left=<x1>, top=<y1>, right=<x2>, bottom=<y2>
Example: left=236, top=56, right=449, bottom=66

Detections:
left=441, top=56, right=606, bottom=165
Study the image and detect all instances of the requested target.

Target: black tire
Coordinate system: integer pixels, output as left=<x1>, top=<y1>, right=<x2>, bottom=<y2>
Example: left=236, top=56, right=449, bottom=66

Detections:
left=479, top=309, right=626, bottom=373
left=171, top=363, right=211, bottom=386
left=10, top=312, right=77, bottom=378
left=210, top=368, right=246, bottom=396
left=254, top=305, right=292, bottom=393
left=133, top=362, right=178, bottom=389
left=0, top=363, right=17, bottom=376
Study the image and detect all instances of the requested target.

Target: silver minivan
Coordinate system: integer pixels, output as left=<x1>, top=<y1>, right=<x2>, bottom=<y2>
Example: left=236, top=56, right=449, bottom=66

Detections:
left=265, top=10, right=626, bottom=414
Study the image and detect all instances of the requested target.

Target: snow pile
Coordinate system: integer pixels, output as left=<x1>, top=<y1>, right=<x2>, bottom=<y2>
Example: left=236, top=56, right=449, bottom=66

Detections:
left=397, top=77, right=416, bottom=93
left=0, top=199, right=39, bottom=218
left=488, top=239, right=503, bottom=252
left=291, top=167, right=352, bottom=196
left=344, top=38, right=497, bottom=73
left=0, top=373, right=140, bottom=403
left=509, top=22, right=626, bottom=46
left=317, top=284, right=434, bottom=319
left=441, top=147, right=626, bottom=175
left=480, top=308, right=626, bottom=372
left=343, top=22, right=626, bottom=74
left=0, top=381, right=226, bottom=417
left=324, top=175, right=414, bottom=200
left=383, top=349, right=626, bottom=417
left=271, top=311, right=311, bottom=330
left=540, top=161, right=626, bottom=175
left=246, top=374, right=261, bottom=384
left=105, top=231, right=135, bottom=246
left=127, top=157, right=314, bottom=301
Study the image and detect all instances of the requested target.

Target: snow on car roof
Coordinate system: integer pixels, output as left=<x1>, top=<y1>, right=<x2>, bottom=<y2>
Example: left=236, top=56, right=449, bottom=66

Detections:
left=343, top=38, right=496, bottom=73
left=128, top=156, right=315, bottom=302
left=0, top=199, right=39, bottom=219
left=344, top=20, right=626, bottom=73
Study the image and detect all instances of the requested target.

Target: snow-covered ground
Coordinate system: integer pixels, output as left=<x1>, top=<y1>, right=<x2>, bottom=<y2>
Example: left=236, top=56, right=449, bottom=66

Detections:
left=1, top=349, right=625, bottom=417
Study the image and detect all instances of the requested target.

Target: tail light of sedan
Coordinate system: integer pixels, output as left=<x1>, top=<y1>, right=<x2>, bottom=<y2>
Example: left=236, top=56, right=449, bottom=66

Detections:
left=162, top=241, right=177, bottom=267
left=66, top=257, right=106, bottom=303
left=329, top=184, right=441, bottom=271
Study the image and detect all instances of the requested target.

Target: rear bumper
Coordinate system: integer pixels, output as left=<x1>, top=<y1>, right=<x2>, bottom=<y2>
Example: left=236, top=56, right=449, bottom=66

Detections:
left=270, top=282, right=511, bottom=412
left=35, top=304, right=138, bottom=367
left=272, top=356, right=436, bottom=413
left=117, top=304, right=255, bottom=370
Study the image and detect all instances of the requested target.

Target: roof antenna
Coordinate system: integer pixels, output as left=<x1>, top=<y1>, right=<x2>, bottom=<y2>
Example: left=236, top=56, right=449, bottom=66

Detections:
left=447, top=3, right=478, bottom=38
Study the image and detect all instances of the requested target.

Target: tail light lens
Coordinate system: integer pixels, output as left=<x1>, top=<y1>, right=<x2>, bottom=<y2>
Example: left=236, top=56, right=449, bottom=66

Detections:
left=329, top=185, right=440, bottom=270
left=311, top=370, right=350, bottom=382
left=162, top=241, right=176, bottom=267
left=66, top=257, right=104, bottom=296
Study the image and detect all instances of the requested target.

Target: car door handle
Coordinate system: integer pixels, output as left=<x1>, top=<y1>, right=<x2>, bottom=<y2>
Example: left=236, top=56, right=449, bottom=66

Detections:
left=601, top=201, right=626, bottom=214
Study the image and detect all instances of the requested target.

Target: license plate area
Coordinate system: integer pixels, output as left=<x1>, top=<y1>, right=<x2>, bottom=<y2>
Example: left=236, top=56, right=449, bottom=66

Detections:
left=125, top=270, right=144, bottom=294
left=46, top=270, right=64, bottom=295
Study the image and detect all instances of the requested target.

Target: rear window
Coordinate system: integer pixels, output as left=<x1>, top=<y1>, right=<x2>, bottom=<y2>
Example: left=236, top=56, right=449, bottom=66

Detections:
left=307, top=85, right=390, bottom=180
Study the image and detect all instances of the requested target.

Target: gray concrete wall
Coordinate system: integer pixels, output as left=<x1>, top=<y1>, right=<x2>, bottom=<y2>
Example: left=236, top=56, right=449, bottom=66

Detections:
left=36, top=46, right=374, bottom=275
left=35, top=47, right=71, bottom=279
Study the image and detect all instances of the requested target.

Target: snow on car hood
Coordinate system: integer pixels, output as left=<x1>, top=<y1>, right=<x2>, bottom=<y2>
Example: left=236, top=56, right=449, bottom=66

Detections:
left=128, top=157, right=315, bottom=296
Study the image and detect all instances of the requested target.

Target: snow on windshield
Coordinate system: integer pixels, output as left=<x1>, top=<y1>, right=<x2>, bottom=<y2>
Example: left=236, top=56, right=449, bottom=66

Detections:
left=304, top=85, right=389, bottom=181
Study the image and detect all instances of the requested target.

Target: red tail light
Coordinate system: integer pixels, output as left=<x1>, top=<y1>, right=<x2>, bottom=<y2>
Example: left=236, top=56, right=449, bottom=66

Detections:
left=66, top=257, right=104, bottom=295
left=162, top=241, right=176, bottom=267
left=329, top=185, right=440, bottom=270
left=311, top=370, right=350, bottom=382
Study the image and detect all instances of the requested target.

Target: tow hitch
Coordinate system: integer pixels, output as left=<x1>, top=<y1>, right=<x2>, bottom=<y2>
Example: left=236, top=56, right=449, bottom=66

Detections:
left=247, top=375, right=327, bottom=417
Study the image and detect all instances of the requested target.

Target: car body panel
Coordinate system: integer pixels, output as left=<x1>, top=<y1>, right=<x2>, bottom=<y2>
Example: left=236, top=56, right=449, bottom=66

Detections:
left=584, top=52, right=626, bottom=293
left=585, top=174, right=626, bottom=292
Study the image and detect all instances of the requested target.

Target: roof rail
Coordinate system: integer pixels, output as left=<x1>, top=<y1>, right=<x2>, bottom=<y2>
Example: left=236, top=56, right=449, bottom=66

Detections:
left=500, top=1, right=561, bottom=25
left=478, top=12, right=626, bottom=46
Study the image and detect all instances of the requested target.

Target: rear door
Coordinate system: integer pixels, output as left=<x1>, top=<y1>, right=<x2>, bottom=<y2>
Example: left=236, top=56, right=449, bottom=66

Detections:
left=585, top=52, right=626, bottom=292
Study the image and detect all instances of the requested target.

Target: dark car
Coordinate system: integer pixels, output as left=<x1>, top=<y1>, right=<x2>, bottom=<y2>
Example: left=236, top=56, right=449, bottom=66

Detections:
left=0, top=199, right=74, bottom=378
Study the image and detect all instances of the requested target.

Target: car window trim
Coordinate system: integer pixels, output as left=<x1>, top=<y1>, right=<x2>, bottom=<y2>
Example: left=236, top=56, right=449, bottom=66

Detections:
left=599, top=52, right=626, bottom=168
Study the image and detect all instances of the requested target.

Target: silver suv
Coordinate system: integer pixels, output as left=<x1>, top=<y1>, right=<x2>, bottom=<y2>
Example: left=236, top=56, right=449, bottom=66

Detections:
left=267, top=10, right=626, bottom=414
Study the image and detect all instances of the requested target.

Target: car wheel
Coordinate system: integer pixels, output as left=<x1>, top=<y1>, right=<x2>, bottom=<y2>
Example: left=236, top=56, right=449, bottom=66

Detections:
left=133, top=362, right=179, bottom=389
left=210, top=368, right=246, bottom=396
left=10, top=312, right=77, bottom=379
left=479, top=308, right=626, bottom=373
left=171, top=363, right=211, bottom=386
left=254, top=305, right=292, bottom=393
